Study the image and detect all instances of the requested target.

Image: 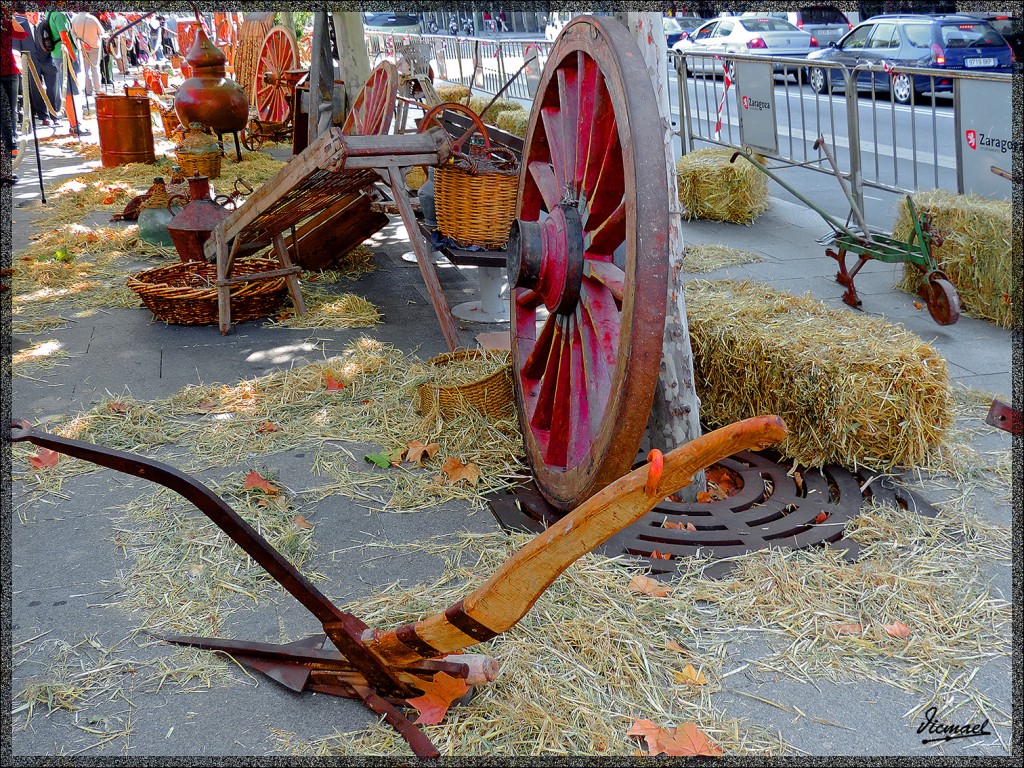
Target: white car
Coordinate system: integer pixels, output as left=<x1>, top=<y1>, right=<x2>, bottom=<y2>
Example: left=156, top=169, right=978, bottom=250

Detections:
left=673, top=16, right=819, bottom=75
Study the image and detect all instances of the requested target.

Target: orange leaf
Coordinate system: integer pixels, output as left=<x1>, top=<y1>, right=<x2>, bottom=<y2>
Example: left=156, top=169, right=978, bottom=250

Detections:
left=324, top=374, right=345, bottom=391
left=291, top=515, right=312, bottom=529
left=685, top=522, right=696, bottom=531
left=884, top=620, right=911, bottom=639
left=441, top=457, right=481, bottom=486
left=913, top=300, right=925, bottom=310
left=257, top=421, right=282, bottom=433
left=835, top=622, right=863, bottom=636
left=662, top=520, right=696, bottom=531
left=814, top=511, right=828, bottom=524
left=29, top=449, right=59, bottom=469
left=406, top=671, right=470, bottom=725
left=108, top=402, right=129, bottom=414
left=628, top=574, right=671, bottom=598
left=404, top=440, right=441, bottom=465
left=243, top=470, right=280, bottom=494
left=666, top=640, right=690, bottom=655
left=650, top=549, right=672, bottom=560
left=661, top=723, right=724, bottom=756
left=674, top=663, right=707, bottom=686
left=696, top=491, right=714, bottom=503
left=627, top=720, right=723, bottom=757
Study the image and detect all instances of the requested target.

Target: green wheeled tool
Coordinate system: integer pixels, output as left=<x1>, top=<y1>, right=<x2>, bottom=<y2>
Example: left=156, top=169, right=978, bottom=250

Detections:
left=730, top=139, right=960, bottom=326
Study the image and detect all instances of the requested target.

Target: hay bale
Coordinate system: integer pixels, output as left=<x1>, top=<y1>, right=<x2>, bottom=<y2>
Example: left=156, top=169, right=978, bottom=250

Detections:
left=496, top=109, right=530, bottom=138
left=892, top=189, right=1014, bottom=328
left=685, top=279, right=952, bottom=470
left=435, top=85, right=471, bottom=104
left=468, top=96, right=523, bottom=124
left=676, top=147, right=769, bottom=225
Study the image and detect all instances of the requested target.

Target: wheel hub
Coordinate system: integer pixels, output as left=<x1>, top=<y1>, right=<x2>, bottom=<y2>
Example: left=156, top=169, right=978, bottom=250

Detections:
left=508, top=203, right=584, bottom=316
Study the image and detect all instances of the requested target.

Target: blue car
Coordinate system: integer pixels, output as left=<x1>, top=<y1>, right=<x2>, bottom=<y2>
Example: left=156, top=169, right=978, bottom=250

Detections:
left=805, top=14, right=1013, bottom=103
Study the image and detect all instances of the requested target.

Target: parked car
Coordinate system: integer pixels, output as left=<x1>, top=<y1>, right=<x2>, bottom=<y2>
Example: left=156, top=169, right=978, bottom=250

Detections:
left=362, top=13, right=420, bottom=35
left=962, top=12, right=1023, bottom=60
left=741, top=6, right=851, bottom=47
left=673, top=16, right=819, bottom=75
left=664, top=16, right=704, bottom=47
left=805, top=15, right=1014, bottom=104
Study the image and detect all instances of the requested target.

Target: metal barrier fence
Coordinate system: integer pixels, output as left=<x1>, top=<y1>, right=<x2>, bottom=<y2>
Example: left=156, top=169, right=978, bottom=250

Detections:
left=365, top=30, right=552, bottom=102
left=669, top=50, right=1013, bottom=205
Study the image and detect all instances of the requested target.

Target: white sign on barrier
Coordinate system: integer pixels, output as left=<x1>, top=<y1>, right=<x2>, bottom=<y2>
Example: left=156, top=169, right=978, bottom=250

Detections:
left=734, top=59, right=778, bottom=156
left=955, top=78, right=1014, bottom=199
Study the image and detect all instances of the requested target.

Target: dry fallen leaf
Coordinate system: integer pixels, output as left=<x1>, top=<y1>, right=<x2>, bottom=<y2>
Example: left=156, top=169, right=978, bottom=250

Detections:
left=666, top=640, right=690, bottom=655
left=913, top=300, right=925, bottom=310
left=257, top=421, right=282, bottom=433
left=674, top=663, right=708, bottom=686
left=291, top=515, right=312, bottom=529
left=627, top=720, right=723, bottom=757
left=649, top=550, right=672, bottom=560
left=243, top=470, right=280, bottom=494
left=835, top=622, right=863, bottom=636
left=662, top=520, right=698, bottom=531
left=324, top=374, right=345, bottom=391
left=814, top=511, right=829, bottom=524
left=29, top=449, right=60, bottom=469
left=628, top=574, right=671, bottom=598
left=441, top=457, right=481, bottom=486
left=404, top=440, right=441, bottom=466
left=883, top=620, right=911, bottom=639
left=405, top=671, right=470, bottom=725
left=107, top=402, right=129, bottom=414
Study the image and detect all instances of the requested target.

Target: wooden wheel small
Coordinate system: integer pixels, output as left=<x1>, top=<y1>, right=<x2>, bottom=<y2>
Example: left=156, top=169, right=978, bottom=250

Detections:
left=255, top=25, right=300, bottom=122
left=508, top=17, right=669, bottom=510
left=242, top=118, right=265, bottom=151
left=419, top=102, right=490, bottom=155
left=341, top=62, right=398, bottom=136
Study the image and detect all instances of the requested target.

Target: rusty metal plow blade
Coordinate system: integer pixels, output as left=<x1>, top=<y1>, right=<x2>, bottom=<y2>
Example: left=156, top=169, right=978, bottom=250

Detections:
left=8, top=415, right=786, bottom=757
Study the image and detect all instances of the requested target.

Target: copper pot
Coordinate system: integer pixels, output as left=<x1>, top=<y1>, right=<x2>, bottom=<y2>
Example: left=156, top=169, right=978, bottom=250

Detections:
left=173, top=26, right=248, bottom=134
left=166, top=176, right=232, bottom=263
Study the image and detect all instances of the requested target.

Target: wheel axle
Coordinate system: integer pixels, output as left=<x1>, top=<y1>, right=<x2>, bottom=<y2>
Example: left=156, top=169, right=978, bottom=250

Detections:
left=508, top=204, right=584, bottom=316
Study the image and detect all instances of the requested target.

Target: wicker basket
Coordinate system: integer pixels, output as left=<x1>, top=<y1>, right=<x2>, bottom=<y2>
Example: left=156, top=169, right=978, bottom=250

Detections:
left=127, top=257, right=289, bottom=326
left=405, top=165, right=427, bottom=192
left=435, top=149, right=519, bottom=250
left=160, top=107, right=182, bottom=140
left=416, top=349, right=515, bottom=419
left=175, top=151, right=222, bottom=179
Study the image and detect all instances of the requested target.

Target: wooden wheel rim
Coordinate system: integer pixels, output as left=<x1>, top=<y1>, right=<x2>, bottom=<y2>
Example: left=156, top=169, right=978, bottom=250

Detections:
left=255, top=26, right=299, bottom=122
left=342, top=62, right=398, bottom=136
left=510, top=17, right=669, bottom=510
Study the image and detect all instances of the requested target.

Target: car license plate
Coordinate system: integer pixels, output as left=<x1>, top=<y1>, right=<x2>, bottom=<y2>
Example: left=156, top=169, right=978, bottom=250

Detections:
left=965, top=57, right=995, bottom=67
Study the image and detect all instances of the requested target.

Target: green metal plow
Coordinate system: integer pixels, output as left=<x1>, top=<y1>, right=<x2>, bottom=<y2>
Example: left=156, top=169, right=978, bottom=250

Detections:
left=730, top=139, right=960, bottom=326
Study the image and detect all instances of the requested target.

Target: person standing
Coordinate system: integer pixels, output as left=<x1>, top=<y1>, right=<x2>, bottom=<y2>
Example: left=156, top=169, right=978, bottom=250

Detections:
left=71, top=9, right=103, bottom=99
left=11, top=9, right=36, bottom=126
left=2, top=11, right=29, bottom=184
left=48, top=10, right=89, bottom=136
left=498, top=11, right=509, bottom=32
left=28, top=11, right=58, bottom=126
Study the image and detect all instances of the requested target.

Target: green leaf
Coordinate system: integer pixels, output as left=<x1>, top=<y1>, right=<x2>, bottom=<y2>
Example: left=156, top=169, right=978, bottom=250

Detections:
left=364, top=451, right=392, bottom=469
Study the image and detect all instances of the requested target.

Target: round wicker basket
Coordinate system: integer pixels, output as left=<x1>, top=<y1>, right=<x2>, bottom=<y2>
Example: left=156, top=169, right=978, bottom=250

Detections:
left=127, top=257, right=289, bottom=326
left=435, top=151, right=518, bottom=250
left=416, top=349, right=514, bottom=419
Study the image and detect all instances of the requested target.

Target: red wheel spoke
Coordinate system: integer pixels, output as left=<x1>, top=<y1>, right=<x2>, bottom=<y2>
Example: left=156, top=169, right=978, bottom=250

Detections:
left=581, top=78, right=615, bottom=200
left=540, top=106, right=568, bottom=195
left=531, top=318, right=566, bottom=432
left=528, top=161, right=560, bottom=212
left=545, top=315, right=575, bottom=467
left=566, top=318, right=592, bottom=465
left=583, top=199, right=626, bottom=256
left=580, top=282, right=621, bottom=369
left=522, top=313, right=557, bottom=379
left=556, top=64, right=579, bottom=198
left=575, top=53, right=599, bottom=188
left=583, top=261, right=625, bottom=302
left=578, top=304, right=613, bottom=436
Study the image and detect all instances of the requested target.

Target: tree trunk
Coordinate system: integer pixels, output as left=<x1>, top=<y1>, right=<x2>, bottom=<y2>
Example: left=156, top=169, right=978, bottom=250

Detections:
left=333, top=12, right=371, bottom=125
left=307, top=12, right=335, bottom=146
left=613, top=12, right=705, bottom=499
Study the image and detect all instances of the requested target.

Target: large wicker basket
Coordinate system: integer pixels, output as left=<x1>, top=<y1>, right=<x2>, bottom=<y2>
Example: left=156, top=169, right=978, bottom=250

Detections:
left=416, top=349, right=514, bottom=419
left=175, top=151, right=222, bottom=179
left=435, top=149, right=519, bottom=251
left=127, top=257, right=289, bottom=326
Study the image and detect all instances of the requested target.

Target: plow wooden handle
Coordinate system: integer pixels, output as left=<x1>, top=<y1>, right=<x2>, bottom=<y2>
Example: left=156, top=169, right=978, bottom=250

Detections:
left=369, top=415, right=788, bottom=667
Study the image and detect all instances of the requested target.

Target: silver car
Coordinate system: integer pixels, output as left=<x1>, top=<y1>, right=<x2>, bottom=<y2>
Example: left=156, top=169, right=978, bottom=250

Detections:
left=741, top=6, right=852, bottom=47
left=674, top=16, right=820, bottom=75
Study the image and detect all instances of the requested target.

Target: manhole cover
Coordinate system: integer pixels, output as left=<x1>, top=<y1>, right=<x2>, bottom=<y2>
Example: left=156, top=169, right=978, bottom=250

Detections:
left=489, top=449, right=936, bottom=579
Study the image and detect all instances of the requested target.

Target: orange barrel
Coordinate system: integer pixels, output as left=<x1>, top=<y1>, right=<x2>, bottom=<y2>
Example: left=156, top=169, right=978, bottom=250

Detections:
left=96, top=95, right=156, bottom=168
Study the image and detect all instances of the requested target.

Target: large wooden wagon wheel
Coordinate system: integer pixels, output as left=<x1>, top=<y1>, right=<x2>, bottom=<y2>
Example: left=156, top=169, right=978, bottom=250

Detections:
left=507, top=17, right=670, bottom=510
left=255, top=25, right=300, bottom=122
left=341, top=61, right=398, bottom=136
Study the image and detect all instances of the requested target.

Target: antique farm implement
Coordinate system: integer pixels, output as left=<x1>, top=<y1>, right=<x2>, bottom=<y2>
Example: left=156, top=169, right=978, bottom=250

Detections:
left=8, top=416, right=787, bottom=758
left=730, top=140, right=960, bottom=326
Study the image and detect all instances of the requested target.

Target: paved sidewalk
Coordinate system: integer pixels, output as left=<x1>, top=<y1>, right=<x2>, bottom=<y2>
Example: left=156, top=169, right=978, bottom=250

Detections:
left=5, top=93, right=1014, bottom=759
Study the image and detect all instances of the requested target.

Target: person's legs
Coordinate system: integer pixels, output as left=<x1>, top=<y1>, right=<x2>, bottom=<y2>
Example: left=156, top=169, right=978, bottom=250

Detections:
left=1, top=74, right=19, bottom=152
left=83, top=46, right=101, bottom=96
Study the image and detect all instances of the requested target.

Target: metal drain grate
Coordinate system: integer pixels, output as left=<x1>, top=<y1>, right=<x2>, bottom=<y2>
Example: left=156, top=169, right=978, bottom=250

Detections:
left=488, top=450, right=936, bottom=579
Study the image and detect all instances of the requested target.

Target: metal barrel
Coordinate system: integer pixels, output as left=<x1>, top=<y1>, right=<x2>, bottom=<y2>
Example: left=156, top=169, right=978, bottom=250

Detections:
left=96, top=95, right=156, bottom=168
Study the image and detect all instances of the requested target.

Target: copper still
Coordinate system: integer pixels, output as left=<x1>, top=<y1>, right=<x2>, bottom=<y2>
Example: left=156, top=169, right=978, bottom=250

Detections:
left=166, top=176, right=232, bottom=263
left=173, top=18, right=248, bottom=134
